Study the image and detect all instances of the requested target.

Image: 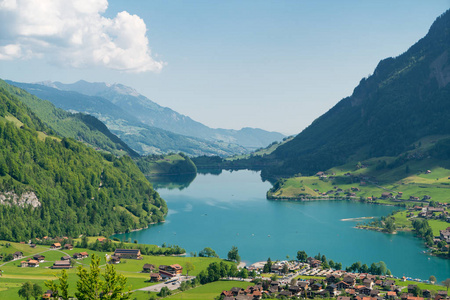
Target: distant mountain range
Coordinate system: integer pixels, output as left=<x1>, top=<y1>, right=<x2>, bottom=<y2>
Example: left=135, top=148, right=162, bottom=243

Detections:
left=46, top=80, right=285, bottom=149
left=7, top=80, right=284, bottom=156
left=263, top=9, right=450, bottom=177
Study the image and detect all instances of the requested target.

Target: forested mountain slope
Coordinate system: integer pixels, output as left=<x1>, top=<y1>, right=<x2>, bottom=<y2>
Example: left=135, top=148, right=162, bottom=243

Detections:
left=0, top=86, right=167, bottom=241
left=0, top=80, right=138, bottom=157
left=7, top=81, right=247, bottom=156
left=265, top=10, right=450, bottom=177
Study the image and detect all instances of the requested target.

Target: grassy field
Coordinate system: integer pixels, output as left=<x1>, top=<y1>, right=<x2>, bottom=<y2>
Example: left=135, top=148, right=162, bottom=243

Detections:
left=0, top=240, right=232, bottom=299
left=269, top=152, right=450, bottom=203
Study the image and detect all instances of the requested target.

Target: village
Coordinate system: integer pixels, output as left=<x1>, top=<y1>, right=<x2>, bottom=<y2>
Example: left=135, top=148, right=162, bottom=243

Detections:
left=0, top=236, right=449, bottom=299
left=219, top=257, right=450, bottom=300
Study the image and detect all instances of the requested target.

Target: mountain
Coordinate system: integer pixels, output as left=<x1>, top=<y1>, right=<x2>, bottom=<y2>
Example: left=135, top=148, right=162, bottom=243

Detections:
left=41, top=80, right=285, bottom=149
left=6, top=81, right=247, bottom=157
left=0, top=80, right=139, bottom=157
left=0, top=84, right=167, bottom=241
left=264, top=10, right=450, bottom=177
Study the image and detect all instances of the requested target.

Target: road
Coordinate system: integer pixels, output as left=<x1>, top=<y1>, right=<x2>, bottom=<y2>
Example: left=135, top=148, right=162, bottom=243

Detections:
left=137, top=276, right=196, bottom=292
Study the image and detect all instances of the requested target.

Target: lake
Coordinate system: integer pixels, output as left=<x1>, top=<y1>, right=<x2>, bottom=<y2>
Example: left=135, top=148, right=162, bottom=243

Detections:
left=113, top=170, right=450, bottom=281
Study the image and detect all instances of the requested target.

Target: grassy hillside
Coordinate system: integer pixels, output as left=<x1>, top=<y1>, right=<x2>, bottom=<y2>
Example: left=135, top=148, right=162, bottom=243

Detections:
left=0, top=86, right=167, bottom=241
left=264, top=10, right=450, bottom=177
left=268, top=148, right=450, bottom=203
left=0, top=240, right=235, bottom=299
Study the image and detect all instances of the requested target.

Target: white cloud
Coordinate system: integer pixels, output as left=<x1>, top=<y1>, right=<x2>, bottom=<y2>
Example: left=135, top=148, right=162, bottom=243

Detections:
left=0, top=0, right=164, bottom=72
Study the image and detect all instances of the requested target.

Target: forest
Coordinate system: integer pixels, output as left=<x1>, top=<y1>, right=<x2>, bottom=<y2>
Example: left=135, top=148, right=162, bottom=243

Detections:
left=0, top=86, right=167, bottom=241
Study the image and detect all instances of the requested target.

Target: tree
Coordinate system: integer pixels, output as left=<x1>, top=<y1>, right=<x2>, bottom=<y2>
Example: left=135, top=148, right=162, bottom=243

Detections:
left=412, top=285, right=422, bottom=297
left=18, top=281, right=33, bottom=300
left=76, top=255, right=102, bottom=300
left=32, top=284, right=43, bottom=300
left=185, top=262, right=195, bottom=277
left=75, top=254, right=131, bottom=300
left=59, top=270, right=69, bottom=300
left=158, top=286, right=171, bottom=297
left=429, top=275, right=436, bottom=283
left=377, top=261, right=387, bottom=275
left=227, top=246, right=241, bottom=263
left=198, top=247, right=219, bottom=258
left=102, top=264, right=131, bottom=299
left=239, top=268, right=248, bottom=279
left=263, top=257, right=272, bottom=273
left=44, top=279, right=59, bottom=299
left=443, top=278, right=450, bottom=291
left=335, top=262, right=342, bottom=270
left=282, top=264, right=289, bottom=274
left=297, top=250, right=307, bottom=262
left=271, top=274, right=278, bottom=282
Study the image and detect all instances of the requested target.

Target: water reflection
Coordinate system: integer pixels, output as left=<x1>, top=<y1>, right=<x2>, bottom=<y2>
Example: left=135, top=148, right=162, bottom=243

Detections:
left=146, top=173, right=196, bottom=190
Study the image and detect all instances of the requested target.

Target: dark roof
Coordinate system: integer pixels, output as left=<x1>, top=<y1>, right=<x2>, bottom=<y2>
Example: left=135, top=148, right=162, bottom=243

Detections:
left=114, top=249, right=140, bottom=255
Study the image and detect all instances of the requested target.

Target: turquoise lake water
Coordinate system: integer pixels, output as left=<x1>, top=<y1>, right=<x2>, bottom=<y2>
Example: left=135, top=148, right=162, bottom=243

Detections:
left=113, top=170, right=450, bottom=281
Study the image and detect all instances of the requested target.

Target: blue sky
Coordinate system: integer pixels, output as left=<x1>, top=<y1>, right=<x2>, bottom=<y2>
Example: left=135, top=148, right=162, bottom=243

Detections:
left=1, top=1, right=449, bottom=135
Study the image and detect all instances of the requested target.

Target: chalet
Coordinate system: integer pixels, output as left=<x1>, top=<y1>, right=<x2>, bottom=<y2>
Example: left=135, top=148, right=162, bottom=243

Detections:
left=298, top=281, right=309, bottom=291
left=289, top=285, right=301, bottom=295
left=80, top=252, right=88, bottom=258
left=336, top=281, right=351, bottom=290
left=149, top=272, right=161, bottom=282
left=252, top=290, right=262, bottom=299
left=169, top=264, right=183, bottom=274
left=142, top=263, right=155, bottom=273
left=113, top=249, right=142, bottom=259
left=159, top=270, right=177, bottom=279
left=370, top=289, right=380, bottom=297
left=381, top=192, right=393, bottom=199
left=311, top=282, right=323, bottom=291
left=52, top=260, right=71, bottom=269
left=363, top=278, right=374, bottom=288
left=42, top=290, right=53, bottom=299
left=326, top=284, right=338, bottom=296
left=382, top=280, right=395, bottom=288
left=422, top=290, right=432, bottom=298
left=97, top=237, right=106, bottom=243
left=64, top=244, right=73, bottom=250
left=33, top=255, right=45, bottom=262
left=13, top=251, right=23, bottom=260
left=386, top=291, right=397, bottom=299
left=407, top=285, right=418, bottom=294
left=440, top=228, right=450, bottom=243
left=61, top=255, right=71, bottom=261
left=20, top=261, right=28, bottom=267
left=326, top=274, right=339, bottom=284
left=437, top=291, right=448, bottom=298
left=343, top=275, right=356, bottom=286
left=279, top=290, right=292, bottom=298
left=50, top=243, right=61, bottom=249
left=221, top=290, right=233, bottom=297
left=109, top=255, right=121, bottom=264
left=29, top=244, right=36, bottom=248
left=357, top=285, right=372, bottom=295
left=27, top=259, right=39, bottom=267
left=230, top=287, right=244, bottom=296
